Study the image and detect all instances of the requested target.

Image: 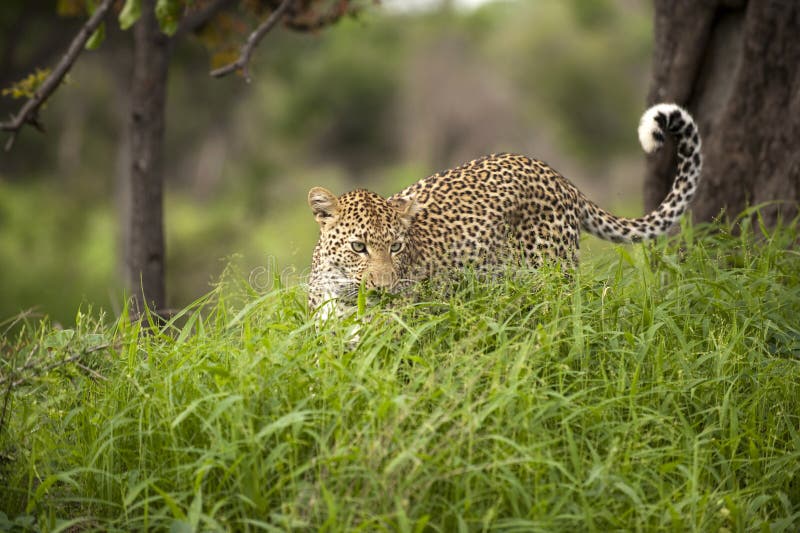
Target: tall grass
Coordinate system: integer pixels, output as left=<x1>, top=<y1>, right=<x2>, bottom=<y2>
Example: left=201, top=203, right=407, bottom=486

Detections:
left=1, top=215, right=799, bottom=532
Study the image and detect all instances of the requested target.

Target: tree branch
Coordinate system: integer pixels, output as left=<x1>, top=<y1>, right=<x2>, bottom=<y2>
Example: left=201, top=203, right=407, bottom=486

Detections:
left=0, top=0, right=114, bottom=151
left=209, top=0, right=295, bottom=82
left=0, top=342, right=113, bottom=389
left=0, top=341, right=112, bottom=436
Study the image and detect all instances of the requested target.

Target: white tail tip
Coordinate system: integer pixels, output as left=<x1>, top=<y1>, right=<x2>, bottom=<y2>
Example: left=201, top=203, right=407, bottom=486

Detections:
left=638, top=103, right=690, bottom=154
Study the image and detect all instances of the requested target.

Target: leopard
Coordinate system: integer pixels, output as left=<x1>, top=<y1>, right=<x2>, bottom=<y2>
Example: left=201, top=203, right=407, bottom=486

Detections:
left=307, top=103, right=702, bottom=319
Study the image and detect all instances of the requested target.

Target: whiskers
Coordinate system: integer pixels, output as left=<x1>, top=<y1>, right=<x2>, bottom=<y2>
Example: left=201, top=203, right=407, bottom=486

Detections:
left=339, top=284, right=361, bottom=302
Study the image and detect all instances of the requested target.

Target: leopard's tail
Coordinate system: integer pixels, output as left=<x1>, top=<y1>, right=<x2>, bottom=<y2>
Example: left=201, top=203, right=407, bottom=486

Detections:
left=579, top=103, right=702, bottom=243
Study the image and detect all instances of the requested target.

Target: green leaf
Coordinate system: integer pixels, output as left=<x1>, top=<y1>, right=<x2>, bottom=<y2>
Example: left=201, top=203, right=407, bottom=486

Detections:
left=357, top=278, right=367, bottom=317
left=119, top=0, right=143, bottom=30
left=254, top=411, right=314, bottom=442
left=187, top=490, right=202, bottom=530
left=169, top=520, right=193, bottom=533
left=85, top=21, right=105, bottom=50
left=151, top=484, right=187, bottom=520
left=43, top=328, right=75, bottom=349
left=171, top=392, right=228, bottom=429
left=156, top=0, right=183, bottom=36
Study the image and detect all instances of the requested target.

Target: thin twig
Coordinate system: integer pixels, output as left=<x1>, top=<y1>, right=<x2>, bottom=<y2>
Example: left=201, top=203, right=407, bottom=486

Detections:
left=209, top=0, right=295, bottom=82
left=0, top=308, right=43, bottom=338
left=10, top=352, right=86, bottom=388
left=0, top=0, right=114, bottom=151
left=0, top=372, right=13, bottom=437
left=76, top=362, right=109, bottom=382
left=0, top=345, right=39, bottom=387
left=0, top=345, right=37, bottom=436
left=0, top=342, right=113, bottom=388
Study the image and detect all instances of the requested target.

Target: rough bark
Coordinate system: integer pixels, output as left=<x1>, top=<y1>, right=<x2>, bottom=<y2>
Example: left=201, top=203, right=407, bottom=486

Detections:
left=645, top=0, right=800, bottom=227
left=126, top=0, right=170, bottom=315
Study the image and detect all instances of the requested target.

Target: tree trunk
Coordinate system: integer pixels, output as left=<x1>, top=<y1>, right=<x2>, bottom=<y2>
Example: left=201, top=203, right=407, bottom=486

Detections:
left=645, top=0, right=800, bottom=227
left=127, top=0, right=170, bottom=315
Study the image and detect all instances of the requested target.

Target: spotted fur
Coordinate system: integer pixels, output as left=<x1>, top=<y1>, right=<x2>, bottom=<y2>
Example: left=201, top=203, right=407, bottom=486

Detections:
left=307, top=103, right=702, bottom=316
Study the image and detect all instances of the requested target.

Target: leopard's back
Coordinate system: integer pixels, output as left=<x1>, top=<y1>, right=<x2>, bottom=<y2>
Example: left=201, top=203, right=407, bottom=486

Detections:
left=389, top=153, right=583, bottom=276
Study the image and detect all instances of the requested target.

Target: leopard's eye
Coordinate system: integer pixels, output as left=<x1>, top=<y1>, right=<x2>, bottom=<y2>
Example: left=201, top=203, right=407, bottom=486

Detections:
left=390, top=242, right=403, bottom=253
left=351, top=241, right=367, bottom=253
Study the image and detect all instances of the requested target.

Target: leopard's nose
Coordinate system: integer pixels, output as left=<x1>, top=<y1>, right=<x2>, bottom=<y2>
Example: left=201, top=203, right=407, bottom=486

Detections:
left=367, top=269, right=397, bottom=290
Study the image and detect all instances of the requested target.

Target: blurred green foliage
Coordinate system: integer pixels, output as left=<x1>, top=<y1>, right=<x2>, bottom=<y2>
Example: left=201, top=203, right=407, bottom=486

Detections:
left=0, top=182, right=116, bottom=322
left=0, top=0, right=653, bottom=325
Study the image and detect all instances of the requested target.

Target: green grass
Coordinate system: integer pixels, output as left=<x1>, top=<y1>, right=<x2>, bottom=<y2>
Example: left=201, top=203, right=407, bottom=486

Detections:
left=2, top=214, right=799, bottom=532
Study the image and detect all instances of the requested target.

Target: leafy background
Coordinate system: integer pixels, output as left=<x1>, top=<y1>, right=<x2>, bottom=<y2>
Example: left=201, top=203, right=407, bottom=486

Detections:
left=0, top=0, right=653, bottom=324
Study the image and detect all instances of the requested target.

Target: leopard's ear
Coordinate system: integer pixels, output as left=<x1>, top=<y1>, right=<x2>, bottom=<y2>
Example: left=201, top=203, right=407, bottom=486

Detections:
left=389, top=195, right=420, bottom=227
left=308, top=187, right=339, bottom=226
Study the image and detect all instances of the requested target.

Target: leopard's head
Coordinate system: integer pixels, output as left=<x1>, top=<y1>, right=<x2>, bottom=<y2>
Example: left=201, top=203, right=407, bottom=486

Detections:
left=308, top=187, right=418, bottom=305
